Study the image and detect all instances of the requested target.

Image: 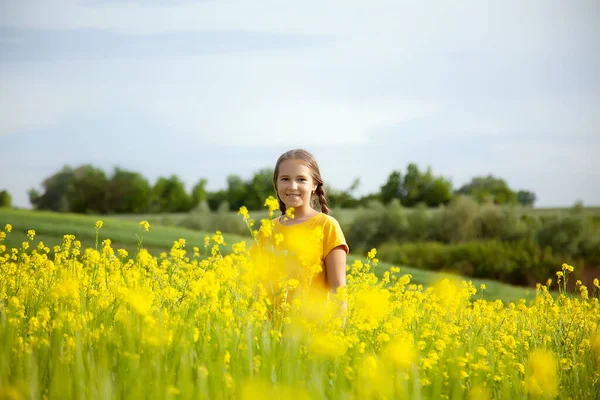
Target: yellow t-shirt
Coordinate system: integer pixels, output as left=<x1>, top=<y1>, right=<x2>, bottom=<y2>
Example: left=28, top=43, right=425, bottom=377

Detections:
left=251, top=212, right=349, bottom=292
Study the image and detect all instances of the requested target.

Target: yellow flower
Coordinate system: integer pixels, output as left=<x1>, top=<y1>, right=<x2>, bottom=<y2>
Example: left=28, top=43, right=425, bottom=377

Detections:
left=264, top=196, right=280, bottom=212
left=524, top=349, right=558, bottom=398
left=383, top=333, right=417, bottom=369
left=125, top=289, right=153, bottom=316
left=139, top=220, right=150, bottom=232
left=238, top=206, right=250, bottom=221
left=593, top=278, right=599, bottom=289
left=562, top=263, right=574, bottom=272
left=480, top=284, right=487, bottom=291
left=95, top=220, right=103, bottom=230
left=468, top=384, right=490, bottom=400
left=212, top=231, right=225, bottom=245
left=310, top=331, right=348, bottom=358
left=591, top=333, right=600, bottom=361
left=285, top=207, right=296, bottom=220
left=4, top=224, right=12, bottom=232
left=477, top=346, right=488, bottom=357
left=27, top=230, right=35, bottom=240
left=367, top=248, right=377, bottom=259
left=274, top=233, right=284, bottom=246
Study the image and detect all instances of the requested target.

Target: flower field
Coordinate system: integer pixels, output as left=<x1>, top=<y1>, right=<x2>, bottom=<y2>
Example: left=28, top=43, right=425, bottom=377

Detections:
left=1, top=204, right=600, bottom=399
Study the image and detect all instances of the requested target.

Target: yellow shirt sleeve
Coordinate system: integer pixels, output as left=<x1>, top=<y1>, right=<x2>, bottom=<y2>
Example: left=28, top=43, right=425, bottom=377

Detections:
left=322, top=216, right=349, bottom=258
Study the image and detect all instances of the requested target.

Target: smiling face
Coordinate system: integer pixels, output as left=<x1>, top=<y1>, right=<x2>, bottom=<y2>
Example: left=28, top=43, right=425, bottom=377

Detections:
left=275, top=159, right=318, bottom=214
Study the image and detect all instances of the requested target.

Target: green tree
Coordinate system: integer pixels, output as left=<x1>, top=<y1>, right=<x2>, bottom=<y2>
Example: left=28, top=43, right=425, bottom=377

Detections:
left=245, top=169, right=275, bottom=210
left=107, top=167, right=152, bottom=213
left=401, top=163, right=426, bottom=206
left=226, top=175, right=247, bottom=211
left=380, top=165, right=452, bottom=207
left=422, top=177, right=453, bottom=207
left=151, top=175, right=192, bottom=212
left=29, top=166, right=75, bottom=212
left=207, top=190, right=229, bottom=212
left=456, top=175, right=517, bottom=205
left=327, top=178, right=361, bottom=209
left=380, top=171, right=402, bottom=205
left=191, top=178, right=208, bottom=208
left=68, top=165, right=109, bottom=214
left=516, top=190, right=537, bottom=207
left=0, top=190, right=12, bottom=208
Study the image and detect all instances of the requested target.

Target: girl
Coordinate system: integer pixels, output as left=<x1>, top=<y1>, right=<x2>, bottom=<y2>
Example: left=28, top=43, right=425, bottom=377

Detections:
left=252, top=149, right=349, bottom=298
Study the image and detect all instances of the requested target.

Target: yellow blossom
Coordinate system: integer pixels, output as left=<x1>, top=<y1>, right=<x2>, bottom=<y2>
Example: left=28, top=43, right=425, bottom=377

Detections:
left=264, top=196, right=280, bottom=213
left=525, top=349, right=558, bottom=398
left=562, top=263, right=574, bottom=272
left=139, top=220, right=150, bottom=232
left=285, top=207, right=295, bottom=220
left=238, top=206, right=250, bottom=221
left=367, top=248, right=377, bottom=259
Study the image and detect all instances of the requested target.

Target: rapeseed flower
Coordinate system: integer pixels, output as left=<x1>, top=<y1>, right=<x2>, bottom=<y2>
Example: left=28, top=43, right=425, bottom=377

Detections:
left=524, top=349, right=558, bottom=398
left=139, top=220, right=150, bottom=232
left=1, top=208, right=599, bottom=399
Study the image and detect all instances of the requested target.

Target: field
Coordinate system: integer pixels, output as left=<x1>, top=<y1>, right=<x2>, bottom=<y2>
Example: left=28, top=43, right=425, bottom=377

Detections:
left=115, top=205, right=600, bottom=231
left=1, top=207, right=600, bottom=399
left=0, top=208, right=537, bottom=304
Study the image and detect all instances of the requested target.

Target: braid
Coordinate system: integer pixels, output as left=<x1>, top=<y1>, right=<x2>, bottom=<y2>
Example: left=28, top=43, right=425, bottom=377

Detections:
left=278, top=197, right=286, bottom=215
left=315, top=184, right=330, bottom=215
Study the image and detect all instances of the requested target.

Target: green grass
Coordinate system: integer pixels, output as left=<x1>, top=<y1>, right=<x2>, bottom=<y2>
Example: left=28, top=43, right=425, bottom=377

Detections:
left=114, top=205, right=600, bottom=225
left=0, top=208, right=249, bottom=257
left=1, top=207, right=539, bottom=303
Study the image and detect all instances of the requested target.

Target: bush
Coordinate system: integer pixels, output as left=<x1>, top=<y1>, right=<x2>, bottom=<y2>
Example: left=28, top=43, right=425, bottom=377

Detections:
left=0, top=190, right=12, bottom=208
left=580, top=236, right=600, bottom=266
left=474, top=203, right=535, bottom=242
left=378, top=239, right=573, bottom=286
left=179, top=209, right=250, bottom=237
left=378, top=241, right=449, bottom=270
left=536, top=214, right=590, bottom=257
left=405, top=203, right=433, bottom=241
left=430, top=195, right=480, bottom=243
left=343, top=200, right=409, bottom=254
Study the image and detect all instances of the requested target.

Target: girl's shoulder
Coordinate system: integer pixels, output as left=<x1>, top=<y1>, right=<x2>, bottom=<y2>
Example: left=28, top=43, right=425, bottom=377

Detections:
left=314, top=213, right=344, bottom=229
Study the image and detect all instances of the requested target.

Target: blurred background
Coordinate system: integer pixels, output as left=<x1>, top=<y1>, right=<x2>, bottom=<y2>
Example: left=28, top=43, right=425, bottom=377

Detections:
left=1, top=0, right=599, bottom=294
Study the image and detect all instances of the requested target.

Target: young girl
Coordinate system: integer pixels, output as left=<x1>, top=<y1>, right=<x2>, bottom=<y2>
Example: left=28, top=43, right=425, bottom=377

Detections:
left=252, top=149, right=349, bottom=298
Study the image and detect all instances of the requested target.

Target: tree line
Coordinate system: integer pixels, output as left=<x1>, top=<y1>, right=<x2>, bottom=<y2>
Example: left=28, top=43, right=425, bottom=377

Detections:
left=0, top=163, right=537, bottom=214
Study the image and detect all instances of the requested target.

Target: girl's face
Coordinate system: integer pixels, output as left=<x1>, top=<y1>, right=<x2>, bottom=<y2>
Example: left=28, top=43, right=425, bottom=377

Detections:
left=276, top=159, right=318, bottom=213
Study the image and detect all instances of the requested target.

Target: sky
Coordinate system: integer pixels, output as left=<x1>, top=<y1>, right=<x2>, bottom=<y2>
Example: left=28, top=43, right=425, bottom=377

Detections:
left=0, top=0, right=599, bottom=208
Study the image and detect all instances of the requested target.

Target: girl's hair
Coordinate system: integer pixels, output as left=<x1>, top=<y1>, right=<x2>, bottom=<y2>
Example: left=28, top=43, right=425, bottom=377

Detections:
left=272, top=149, right=330, bottom=215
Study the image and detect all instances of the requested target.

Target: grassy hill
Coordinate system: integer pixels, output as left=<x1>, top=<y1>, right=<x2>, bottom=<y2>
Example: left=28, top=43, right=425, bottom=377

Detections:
left=1, top=207, right=540, bottom=303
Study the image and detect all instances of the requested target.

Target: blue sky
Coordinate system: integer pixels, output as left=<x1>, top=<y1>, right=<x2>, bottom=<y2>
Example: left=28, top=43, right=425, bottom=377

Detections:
left=1, top=0, right=599, bottom=208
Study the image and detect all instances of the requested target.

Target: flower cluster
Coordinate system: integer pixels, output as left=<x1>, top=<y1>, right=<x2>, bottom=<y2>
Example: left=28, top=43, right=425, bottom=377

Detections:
left=0, top=206, right=599, bottom=399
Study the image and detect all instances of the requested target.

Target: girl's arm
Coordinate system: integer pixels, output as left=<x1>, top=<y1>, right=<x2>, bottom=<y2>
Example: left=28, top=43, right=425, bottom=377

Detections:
left=325, top=246, right=348, bottom=327
left=325, top=246, right=347, bottom=292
